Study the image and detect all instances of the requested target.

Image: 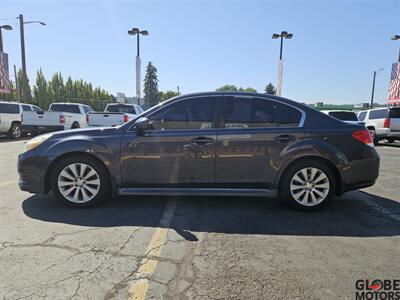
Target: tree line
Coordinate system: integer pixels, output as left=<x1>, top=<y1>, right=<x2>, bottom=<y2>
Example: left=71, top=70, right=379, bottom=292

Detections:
left=1, top=69, right=116, bottom=111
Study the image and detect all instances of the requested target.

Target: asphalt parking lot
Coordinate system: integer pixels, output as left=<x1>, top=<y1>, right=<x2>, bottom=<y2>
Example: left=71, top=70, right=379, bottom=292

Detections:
left=0, top=137, right=399, bottom=300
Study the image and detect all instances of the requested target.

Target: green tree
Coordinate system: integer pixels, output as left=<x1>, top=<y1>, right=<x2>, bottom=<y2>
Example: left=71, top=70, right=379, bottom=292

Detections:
left=0, top=81, right=17, bottom=102
left=239, top=87, right=257, bottom=92
left=264, top=83, right=276, bottom=95
left=49, top=72, right=65, bottom=102
left=216, top=84, right=238, bottom=92
left=159, top=90, right=180, bottom=102
left=33, top=68, right=50, bottom=108
left=143, top=62, right=159, bottom=108
left=17, top=69, right=33, bottom=103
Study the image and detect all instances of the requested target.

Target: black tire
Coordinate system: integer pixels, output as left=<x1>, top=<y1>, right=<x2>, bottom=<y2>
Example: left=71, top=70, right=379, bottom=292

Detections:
left=369, top=129, right=379, bottom=145
left=51, top=154, right=110, bottom=208
left=385, top=138, right=395, bottom=144
left=279, top=159, right=336, bottom=211
left=8, top=122, right=22, bottom=139
left=71, top=122, right=80, bottom=129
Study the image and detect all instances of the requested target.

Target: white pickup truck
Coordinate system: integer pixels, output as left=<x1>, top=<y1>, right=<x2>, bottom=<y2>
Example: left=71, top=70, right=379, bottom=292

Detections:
left=22, top=103, right=94, bottom=135
left=0, top=101, right=41, bottom=138
left=87, top=103, right=143, bottom=127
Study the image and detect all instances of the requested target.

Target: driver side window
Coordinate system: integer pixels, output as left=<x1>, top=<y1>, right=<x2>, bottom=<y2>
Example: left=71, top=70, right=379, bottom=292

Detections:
left=148, top=97, right=216, bottom=130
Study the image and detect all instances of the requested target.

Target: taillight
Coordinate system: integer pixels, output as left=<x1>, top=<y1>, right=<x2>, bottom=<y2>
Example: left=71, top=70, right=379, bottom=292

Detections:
left=60, top=115, right=66, bottom=124
left=123, top=114, right=129, bottom=123
left=352, top=130, right=373, bottom=146
left=383, top=118, right=390, bottom=128
left=86, top=114, right=89, bottom=124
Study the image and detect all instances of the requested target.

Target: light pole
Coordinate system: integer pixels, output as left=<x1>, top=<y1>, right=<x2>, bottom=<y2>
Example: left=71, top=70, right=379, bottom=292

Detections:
left=0, top=24, right=13, bottom=52
left=272, top=31, right=293, bottom=96
left=17, top=14, right=46, bottom=102
left=128, top=28, right=148, bottom=105
left=370, top=68, right=384, bottom=109
left=391, top=35, right=400, bottom=62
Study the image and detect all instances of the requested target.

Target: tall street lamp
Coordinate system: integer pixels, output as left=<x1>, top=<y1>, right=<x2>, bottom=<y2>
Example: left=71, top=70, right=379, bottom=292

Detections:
left=0, top=24, right=13, bottom=52
left=370, top=68, right=384, bottom=109
left=18, top=14, right=46, bottom=102
left=392, top=35, right=400, bottom=62
left=128, top=28, right=148, bottom=105
left=272, top=31, right=293, bottom=96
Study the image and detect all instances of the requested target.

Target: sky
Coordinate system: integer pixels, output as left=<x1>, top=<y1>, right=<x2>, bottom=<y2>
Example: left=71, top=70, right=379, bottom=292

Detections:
left=1, top=0, right=399, bottom=104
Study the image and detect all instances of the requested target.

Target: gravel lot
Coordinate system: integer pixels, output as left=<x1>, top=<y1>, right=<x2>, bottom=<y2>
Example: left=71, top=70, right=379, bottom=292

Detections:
left=0, top=137, right=399, bottom=300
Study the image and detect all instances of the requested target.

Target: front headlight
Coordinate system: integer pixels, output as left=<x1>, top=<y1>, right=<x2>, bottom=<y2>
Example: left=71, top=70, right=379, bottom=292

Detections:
left=25, top=133, right=53, bottom=152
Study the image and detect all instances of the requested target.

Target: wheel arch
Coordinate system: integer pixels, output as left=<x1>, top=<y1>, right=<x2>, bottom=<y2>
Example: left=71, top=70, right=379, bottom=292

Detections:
left=44, top=151, right=114, bottom=194
left=277, top=155, right=344, bottom=197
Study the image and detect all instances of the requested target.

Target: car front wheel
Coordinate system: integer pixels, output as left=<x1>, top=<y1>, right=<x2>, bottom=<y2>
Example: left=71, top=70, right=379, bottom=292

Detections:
left=280, top=160, right=335, bottom=211
left=51, top=155, right=110, bottom=207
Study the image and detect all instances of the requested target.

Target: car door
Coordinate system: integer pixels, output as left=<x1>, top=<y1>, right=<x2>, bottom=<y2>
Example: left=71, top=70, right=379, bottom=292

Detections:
left=120, top=96, right=221, bottom=186
left=0, top=103, right=20, bottom=132
left=215, top=96, right=304, bottom=188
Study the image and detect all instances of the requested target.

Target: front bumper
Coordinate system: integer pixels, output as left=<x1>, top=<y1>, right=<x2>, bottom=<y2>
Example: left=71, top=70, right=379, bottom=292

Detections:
left=18, top=150, right=47, bottom=194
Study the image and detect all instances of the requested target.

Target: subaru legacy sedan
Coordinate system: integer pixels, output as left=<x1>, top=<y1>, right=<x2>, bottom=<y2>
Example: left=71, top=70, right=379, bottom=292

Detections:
left=18, top=92, right=380, bottom=211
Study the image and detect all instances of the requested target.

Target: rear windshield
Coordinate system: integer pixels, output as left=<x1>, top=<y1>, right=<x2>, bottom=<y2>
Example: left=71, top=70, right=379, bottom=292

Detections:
left=0, top=103, right=20, bottom=114
left=50, top=104, right=81, bottom=114
left=369, top=109, right=388, bottom=119
left=388, top=108, right=400, bottom=118
left=106, top=104, right=135, bottom=114
left=328, top=111, right=358, bottom=121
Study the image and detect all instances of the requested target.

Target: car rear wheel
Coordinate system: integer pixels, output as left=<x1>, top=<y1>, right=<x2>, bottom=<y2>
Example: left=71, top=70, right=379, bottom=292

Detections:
left=280, top=160, right=335, bottom=211
left=51, top=155, right=110, bottom=207
left=8, top=122, right=22, bottom=139
left=369, top=129, right=379, bottom=145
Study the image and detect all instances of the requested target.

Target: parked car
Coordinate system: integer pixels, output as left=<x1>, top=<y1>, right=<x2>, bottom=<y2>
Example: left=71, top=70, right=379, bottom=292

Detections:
left=87, top=103, right=144, bottom=127
left=0, top=101, right=41, bottom=138
left=357, top=107, right=400, bottom=144
left=49, top=103, right=94, bottom=129
left=18, top=92, right=379, bottom=211
left=321, top=110, right=363, bottom=125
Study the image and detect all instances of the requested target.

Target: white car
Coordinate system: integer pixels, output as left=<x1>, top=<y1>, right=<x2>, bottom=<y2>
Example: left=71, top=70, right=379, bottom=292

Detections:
left=357, top=107, right=400, bottom=144
left=321, top=110, right=363, bottom=125
left=0, top=101, right=41, bottom=139
left=87, top=103, right=143, bottom=127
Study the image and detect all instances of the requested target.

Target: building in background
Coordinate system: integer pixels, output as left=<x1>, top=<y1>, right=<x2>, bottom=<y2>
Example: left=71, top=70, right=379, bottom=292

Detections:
left=116, top=92, right=140, bottom=105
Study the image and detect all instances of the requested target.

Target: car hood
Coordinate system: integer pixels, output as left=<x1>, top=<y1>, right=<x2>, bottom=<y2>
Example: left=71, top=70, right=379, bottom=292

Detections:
left=48, top=126, right=122, bottom=139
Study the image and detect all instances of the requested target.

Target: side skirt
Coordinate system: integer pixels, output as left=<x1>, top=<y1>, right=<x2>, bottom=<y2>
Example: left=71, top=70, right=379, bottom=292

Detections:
left=117, top=187, right=277, bottom=197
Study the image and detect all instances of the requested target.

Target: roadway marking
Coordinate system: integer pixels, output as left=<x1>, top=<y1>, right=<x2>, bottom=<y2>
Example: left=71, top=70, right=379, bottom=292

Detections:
left=129, top=199, right=178, bottom=300
left=0, top=180, right=16, bottom=187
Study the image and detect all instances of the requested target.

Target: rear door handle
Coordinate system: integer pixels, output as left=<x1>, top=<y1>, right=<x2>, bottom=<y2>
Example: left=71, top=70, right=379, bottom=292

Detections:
left=275, top=135, right=295, bottom=143
left=191, top=137, right=214, bottom=145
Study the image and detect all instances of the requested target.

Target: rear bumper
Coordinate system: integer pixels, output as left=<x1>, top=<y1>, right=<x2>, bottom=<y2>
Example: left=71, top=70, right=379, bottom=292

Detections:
left=18, top=150, right=47, bottom=194
left=22, top=124, right=64, bottom=134
left=341, top=147, right=380, bottom=193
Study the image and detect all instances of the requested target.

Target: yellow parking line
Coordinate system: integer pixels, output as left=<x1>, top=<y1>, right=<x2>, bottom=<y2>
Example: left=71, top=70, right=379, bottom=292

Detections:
left=129, top=199, right=177, bottom=300
left=0, top=180, right=16, bottom=187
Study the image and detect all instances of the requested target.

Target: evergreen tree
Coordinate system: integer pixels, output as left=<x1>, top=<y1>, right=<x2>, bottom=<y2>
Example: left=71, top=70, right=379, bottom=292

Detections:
left=158, top=90, right=180, bottom=102
left=264, top=83, right=276, bottom=95
left=49, top=72, right=65, bottom=102
left=33, top=68, right=50, bottom=108
left=17, top=69, right=33, bottom=103
left=143, top=62, right=159, bottom=108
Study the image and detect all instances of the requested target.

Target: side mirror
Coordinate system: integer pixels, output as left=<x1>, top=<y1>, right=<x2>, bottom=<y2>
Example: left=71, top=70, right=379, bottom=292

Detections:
left=134, top=117, right=150, bottom=131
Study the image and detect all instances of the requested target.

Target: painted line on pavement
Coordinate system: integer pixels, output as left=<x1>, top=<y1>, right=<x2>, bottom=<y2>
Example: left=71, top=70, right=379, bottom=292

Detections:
left=129, top=199, right=178, bottom=300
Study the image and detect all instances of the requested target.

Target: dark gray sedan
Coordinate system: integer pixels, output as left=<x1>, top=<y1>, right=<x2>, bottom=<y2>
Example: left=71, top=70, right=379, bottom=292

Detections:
left=18, top=92, right=380, bottom=210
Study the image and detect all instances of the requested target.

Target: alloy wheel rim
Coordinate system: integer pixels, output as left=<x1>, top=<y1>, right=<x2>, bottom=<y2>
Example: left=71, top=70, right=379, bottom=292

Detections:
left=57, top=163, right=100, bottom=203
left=290, top=167, right=330, bottom=206
left=13, top=126, right=21, bottom=138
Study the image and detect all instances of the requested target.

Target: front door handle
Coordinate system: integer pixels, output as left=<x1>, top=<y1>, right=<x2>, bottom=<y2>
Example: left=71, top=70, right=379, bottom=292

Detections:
left=191, top=137, right=214, bottom=145
left=275, top=135, right=295, bottom=143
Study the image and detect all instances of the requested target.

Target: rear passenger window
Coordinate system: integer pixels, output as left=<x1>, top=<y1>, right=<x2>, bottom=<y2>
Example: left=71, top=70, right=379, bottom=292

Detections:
left=358, top=111, right=367, bottom=121
left=0, top=103, right=20, bottom=114
left=22, top=105, right=32, bottom=111
left=388, top=108, right=400, bottom=118
left=224, top=98, right=301, bottom=129
left=369, top=109, right=388, bottom=119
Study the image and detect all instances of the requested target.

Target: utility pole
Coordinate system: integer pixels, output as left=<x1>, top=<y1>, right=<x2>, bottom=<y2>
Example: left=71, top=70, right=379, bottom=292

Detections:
left=370, top=68, right=383, bottom=109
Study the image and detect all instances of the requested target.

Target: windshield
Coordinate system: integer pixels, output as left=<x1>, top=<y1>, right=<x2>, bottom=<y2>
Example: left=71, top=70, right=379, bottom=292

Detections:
left=328, top=111, right=358, bottom=121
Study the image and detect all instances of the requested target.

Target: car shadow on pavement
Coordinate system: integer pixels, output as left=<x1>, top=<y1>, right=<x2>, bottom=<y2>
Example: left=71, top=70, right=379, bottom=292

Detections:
left=0, top=136, right=31, bottom=143
left=22, top=190, right=400, bottom=240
